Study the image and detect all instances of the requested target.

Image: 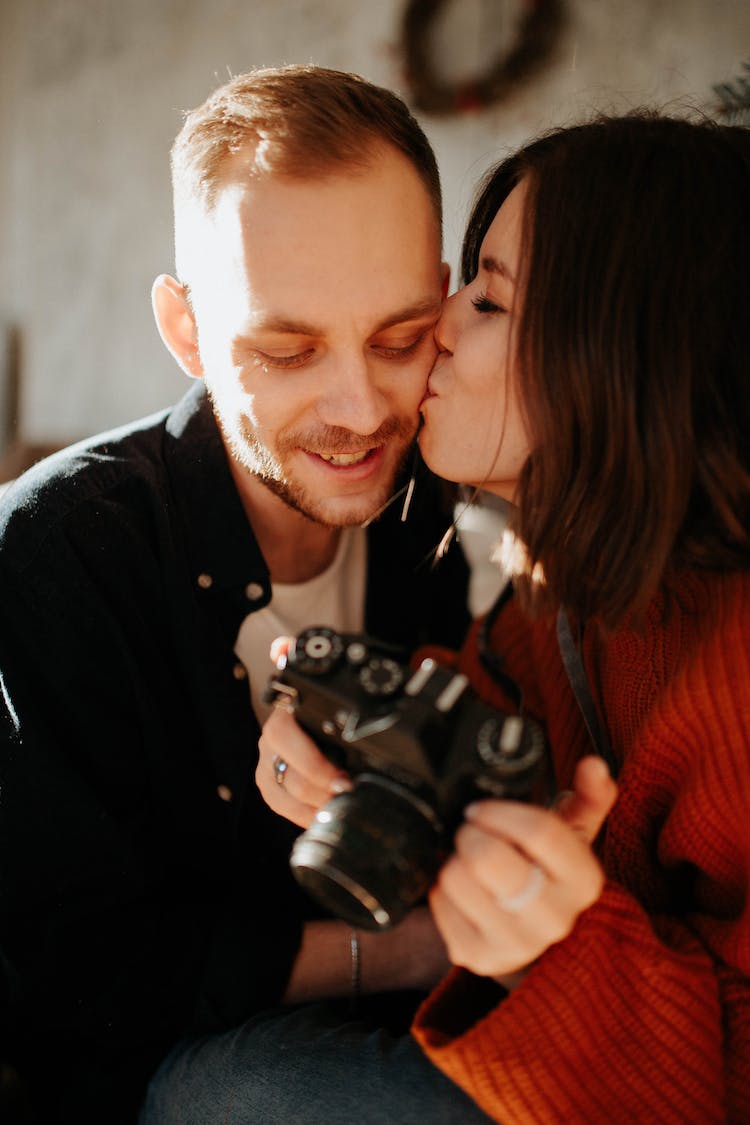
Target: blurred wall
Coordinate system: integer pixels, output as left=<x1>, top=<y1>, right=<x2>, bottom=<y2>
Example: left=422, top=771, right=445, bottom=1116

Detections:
left=1, top=0, right=748, bottom=445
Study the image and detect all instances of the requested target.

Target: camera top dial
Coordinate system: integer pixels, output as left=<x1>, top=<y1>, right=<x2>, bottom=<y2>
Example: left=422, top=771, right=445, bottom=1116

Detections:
left=292, top=628, right=345, bottom=675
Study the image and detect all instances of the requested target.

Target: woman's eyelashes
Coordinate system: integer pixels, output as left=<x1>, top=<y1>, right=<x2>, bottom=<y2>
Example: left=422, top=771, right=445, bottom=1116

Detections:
left=471, top=293, right=506, bottom=315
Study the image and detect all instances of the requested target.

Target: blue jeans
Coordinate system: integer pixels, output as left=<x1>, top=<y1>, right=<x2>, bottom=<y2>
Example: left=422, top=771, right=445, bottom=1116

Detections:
left=139, top=999, right=494, bottom=1124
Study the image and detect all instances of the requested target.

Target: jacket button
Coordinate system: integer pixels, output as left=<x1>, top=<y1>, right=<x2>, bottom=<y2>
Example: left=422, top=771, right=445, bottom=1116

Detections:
left=245, top=581, right=265, bottom=601
left=197, top=573, right=213, bottom=589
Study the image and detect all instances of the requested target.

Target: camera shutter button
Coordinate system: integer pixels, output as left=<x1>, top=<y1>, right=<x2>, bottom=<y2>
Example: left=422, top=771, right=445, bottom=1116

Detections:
left=294, top=627, right=344, bottom=674
left=305, top=635, right=333, bottom=659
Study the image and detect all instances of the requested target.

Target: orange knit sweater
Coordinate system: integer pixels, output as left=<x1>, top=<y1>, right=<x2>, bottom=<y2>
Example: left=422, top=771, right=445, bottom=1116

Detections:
left=412, top=570, right=750, bottom=1123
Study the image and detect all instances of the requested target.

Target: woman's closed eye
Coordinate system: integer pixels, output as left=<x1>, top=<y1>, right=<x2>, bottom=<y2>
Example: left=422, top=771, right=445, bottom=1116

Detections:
left=472, top=293, right=506, bottom=315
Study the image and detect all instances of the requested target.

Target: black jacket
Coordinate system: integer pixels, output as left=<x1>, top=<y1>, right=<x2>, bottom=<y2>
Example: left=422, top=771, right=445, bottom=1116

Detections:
left=0, top=382, right=470, bottom=1123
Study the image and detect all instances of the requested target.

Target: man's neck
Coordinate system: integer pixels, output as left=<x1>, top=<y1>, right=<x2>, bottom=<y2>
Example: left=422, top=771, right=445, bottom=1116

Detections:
left=228, top=457, right=342, bottom=584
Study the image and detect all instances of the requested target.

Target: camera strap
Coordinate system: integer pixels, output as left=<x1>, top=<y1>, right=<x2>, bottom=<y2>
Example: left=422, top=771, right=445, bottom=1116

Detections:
left=480, top=587, right=618, bottom=777
left=556, top=608, right=619, bottom=778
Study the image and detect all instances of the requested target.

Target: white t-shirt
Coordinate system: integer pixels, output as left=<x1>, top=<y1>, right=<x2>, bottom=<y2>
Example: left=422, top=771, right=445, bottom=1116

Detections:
left=234, top=525, right=367, bottom=724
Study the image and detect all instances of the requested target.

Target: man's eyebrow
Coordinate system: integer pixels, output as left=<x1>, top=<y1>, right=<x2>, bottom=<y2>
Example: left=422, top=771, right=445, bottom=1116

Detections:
left=237, top=298, right=442, bottom=341
left=480, top=255, right=516, bottom=285
left=240, top=314, right=320, bottom=337
left=372, top=297, right=443, bottom=333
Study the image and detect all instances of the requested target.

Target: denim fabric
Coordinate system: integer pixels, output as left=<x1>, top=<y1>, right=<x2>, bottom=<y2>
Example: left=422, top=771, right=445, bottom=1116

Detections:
left=139, top=1002, right=494, bottom=1125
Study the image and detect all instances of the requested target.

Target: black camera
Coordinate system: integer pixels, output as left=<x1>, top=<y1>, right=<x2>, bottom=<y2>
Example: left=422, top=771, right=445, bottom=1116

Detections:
left=264, top=627, right=549, bottom=931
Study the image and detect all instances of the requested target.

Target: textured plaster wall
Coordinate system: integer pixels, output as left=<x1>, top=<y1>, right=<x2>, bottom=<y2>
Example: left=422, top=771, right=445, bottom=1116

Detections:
left=1, top=0, right=748, bottom=443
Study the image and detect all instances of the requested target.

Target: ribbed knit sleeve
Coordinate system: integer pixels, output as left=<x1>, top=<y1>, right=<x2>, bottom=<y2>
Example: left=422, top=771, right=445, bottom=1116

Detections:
left=412, top=571, right=750, bottom=1123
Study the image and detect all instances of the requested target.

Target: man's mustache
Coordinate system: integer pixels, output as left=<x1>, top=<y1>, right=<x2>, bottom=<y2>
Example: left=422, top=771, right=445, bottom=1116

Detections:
left=280, top=416, right=413, bottom=455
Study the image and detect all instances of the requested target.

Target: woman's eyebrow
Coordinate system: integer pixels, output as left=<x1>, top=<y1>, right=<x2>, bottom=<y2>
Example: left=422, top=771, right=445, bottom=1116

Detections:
left=480, top=254, right=516, bottom=285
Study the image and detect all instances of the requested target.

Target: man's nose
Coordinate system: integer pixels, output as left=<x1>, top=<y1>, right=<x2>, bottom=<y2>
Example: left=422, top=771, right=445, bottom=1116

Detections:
left=316, top=354, right=390, bottom=435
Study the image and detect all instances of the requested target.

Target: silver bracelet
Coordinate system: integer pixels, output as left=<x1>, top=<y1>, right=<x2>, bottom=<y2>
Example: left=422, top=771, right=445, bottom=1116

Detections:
left=349, top=928, right=361, bottom=1012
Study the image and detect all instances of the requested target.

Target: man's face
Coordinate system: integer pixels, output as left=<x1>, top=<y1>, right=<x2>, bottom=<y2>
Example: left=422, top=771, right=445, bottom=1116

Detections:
left=184, top=146, right=444, bottom=528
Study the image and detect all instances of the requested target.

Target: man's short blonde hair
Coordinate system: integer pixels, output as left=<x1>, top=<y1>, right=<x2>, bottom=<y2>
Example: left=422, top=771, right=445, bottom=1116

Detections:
left=171, top=65, right=441, bottom=217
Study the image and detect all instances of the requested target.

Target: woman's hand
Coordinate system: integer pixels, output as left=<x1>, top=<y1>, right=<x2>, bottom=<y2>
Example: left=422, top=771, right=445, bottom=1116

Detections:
left=257, top=705, right=351, bottom=829
left=429, top=756, right=617, bottom=984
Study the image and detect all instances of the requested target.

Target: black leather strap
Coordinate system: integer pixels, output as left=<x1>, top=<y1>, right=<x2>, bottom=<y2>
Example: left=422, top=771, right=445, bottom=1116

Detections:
left=556, top=607, right=619, bottom=777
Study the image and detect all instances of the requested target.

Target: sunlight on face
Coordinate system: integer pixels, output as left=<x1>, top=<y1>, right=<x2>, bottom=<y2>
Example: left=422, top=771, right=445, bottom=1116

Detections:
left=178, top=147, right=444, bottom=527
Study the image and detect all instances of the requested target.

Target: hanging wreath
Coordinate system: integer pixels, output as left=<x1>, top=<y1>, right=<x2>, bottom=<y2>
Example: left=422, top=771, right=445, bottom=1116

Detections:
left=713, top=60, right=750, bottom=125
left=401, top=0, right=565, bottom=116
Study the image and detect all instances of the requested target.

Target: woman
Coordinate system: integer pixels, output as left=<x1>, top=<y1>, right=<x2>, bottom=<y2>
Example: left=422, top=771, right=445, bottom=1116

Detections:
left=259, top=112, right=750, bottom=1122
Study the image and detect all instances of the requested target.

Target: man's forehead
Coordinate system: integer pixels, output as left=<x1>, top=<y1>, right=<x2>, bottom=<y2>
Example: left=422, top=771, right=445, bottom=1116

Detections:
left=193, top=176, right=435, bottom=258
left=180, top=149, right=442, bottom=326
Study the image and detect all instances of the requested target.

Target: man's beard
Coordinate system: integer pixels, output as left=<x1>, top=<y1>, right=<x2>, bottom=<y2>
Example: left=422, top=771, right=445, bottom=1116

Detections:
left=215, top=403, right=417, bottom=528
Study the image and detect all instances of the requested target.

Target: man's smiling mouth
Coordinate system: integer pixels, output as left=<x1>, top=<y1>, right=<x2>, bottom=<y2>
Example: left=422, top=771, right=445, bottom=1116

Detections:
left=316, top=449, right=373, bottom=466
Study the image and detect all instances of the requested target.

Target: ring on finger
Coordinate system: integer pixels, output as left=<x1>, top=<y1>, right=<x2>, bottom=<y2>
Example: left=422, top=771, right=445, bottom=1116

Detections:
left=497, top=863, right=546, bottom=913
left=272, top=754, right=289, bottom=787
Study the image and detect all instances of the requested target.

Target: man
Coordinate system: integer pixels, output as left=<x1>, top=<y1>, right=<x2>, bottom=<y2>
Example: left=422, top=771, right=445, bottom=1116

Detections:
left=0, top=67, right=471, bottom=1123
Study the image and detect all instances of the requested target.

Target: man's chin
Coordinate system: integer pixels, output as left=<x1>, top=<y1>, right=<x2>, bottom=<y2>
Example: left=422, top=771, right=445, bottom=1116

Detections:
left=257, top=473, right=400, bottom=528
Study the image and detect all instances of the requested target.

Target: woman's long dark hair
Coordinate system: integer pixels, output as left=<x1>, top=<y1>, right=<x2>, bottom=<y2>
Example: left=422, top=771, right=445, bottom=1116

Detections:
left=463, top=113, right=750, bottom=628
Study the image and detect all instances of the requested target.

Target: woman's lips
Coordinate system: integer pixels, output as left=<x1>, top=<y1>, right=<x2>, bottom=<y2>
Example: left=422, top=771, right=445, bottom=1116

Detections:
left=420, top=379, right=438, bottom=407
left=424, top=360, right=450, bottom=402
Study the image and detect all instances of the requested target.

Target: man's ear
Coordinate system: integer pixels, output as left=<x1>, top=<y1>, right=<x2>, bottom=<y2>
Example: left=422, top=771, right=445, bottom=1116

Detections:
left=441, top=261, right=451, bottom=300
left=151, top=274, right=204, bottom=378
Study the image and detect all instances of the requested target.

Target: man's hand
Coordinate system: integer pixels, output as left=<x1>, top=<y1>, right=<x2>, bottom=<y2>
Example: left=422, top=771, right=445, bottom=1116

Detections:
left=284, top=905, right=451, bottom=1004
left=257, top=705, right=351, bottom=829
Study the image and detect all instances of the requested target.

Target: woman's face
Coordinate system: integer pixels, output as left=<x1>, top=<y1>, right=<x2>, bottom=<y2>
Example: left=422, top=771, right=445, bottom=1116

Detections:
left=419, top=180, right=530, bottom=502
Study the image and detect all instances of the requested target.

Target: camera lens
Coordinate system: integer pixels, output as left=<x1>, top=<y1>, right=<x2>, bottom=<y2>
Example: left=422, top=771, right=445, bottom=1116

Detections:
left=290, top=777, right=443, bottom=930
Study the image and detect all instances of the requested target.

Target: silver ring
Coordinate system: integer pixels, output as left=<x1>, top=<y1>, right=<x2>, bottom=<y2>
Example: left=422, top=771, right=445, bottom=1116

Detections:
left=272, top=755, right=289, bottom=786
left=497, top=863, right=546, bottom=913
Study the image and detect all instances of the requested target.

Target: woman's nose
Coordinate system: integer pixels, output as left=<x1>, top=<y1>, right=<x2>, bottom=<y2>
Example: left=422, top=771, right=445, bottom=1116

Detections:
left=433, top=290, right=460, bottom=354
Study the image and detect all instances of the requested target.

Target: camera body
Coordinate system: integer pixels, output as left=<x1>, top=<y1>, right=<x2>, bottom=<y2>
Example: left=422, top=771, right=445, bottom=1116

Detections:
left=264, top=627, right=549, bottom=930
